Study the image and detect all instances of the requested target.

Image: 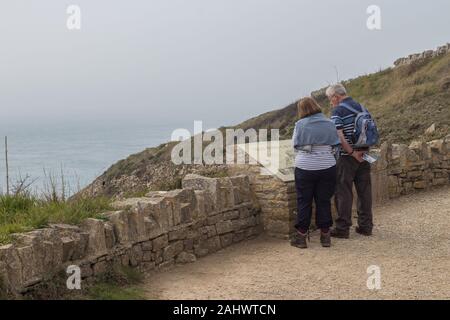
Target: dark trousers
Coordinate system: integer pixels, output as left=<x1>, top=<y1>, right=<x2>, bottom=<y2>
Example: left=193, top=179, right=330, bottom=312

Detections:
left=335, top=156, right=373, bottom=232
left=294, top=166, right=336, bottom=232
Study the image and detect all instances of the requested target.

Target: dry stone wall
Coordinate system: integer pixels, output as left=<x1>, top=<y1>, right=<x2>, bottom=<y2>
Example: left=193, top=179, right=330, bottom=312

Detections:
left=384, top=137, right=450, bottom=197
left=393, top=43, right=450, bottom=67
left=228, top=165, right=296, bottom=239
left=0, top=174, right=262, bottom=298
left=230, top=136, right=450, bottom=238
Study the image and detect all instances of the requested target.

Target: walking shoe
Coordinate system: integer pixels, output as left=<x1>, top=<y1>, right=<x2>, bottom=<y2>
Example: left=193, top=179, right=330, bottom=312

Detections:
left=320, top=231, right=331, bottom=248
left=355, top=226, right=372, bottom=236
left=330, top=228, right=350, bottom=239
left=290, top=232, right=308, bottom=249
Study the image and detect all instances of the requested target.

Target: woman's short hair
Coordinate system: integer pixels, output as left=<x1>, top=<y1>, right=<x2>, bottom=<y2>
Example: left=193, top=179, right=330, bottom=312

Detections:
left=297, top=97, right=322, bottom=119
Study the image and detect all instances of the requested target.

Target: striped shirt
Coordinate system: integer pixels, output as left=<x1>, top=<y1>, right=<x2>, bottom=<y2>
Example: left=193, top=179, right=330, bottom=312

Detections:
left=294, top=145, right=336, bottom=171
left=331, top=97, right=365, bottom=155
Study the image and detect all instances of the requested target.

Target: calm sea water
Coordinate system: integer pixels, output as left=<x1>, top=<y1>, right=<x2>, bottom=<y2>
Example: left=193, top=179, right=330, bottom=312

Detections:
left=0, top=121, right=190, bottom=196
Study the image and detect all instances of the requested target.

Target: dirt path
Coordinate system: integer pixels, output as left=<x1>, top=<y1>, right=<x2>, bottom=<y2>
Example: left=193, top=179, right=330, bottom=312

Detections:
left=141, top=187, right=450, bottom=300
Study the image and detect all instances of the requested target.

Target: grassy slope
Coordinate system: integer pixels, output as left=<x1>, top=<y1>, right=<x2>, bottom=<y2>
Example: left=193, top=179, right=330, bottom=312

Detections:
left=81, top=52, right=450, bottom=198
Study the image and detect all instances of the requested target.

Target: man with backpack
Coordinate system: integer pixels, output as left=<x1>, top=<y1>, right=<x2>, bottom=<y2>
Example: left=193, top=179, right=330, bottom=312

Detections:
left=326, top=83, right=379, bottom=239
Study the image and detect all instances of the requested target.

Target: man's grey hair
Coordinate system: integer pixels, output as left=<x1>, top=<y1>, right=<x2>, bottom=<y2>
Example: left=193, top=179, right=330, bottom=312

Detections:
left=326, top=83, right=347, bottom=97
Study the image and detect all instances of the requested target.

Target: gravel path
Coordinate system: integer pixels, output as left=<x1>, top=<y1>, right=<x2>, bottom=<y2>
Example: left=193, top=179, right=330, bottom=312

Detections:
left=141, top=187, right=450, bottom=300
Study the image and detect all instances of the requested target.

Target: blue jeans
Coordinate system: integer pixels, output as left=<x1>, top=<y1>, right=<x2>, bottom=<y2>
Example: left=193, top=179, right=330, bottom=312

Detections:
left=294, top=166, right=336, bottom=232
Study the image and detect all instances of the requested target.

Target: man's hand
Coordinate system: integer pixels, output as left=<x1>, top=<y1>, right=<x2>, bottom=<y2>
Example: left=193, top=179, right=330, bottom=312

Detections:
left=352, top=151, right=365, bottom=163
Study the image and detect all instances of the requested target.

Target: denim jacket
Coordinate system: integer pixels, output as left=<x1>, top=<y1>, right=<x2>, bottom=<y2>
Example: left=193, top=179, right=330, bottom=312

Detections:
left=292, top=113, right=340, bottom=151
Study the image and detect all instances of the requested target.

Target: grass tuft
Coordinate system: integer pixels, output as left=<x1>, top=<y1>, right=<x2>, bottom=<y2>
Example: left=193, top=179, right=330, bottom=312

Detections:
left=0, top=194, right=112, bottom=245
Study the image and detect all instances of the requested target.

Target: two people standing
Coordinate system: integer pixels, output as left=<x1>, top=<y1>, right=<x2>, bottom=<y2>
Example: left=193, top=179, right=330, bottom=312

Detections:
left=291, top=84, right=374, bottom=249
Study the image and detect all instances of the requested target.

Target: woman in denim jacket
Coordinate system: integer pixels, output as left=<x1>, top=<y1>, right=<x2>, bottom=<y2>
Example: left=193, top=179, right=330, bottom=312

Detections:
left=291, top=97, right=340, bottom=249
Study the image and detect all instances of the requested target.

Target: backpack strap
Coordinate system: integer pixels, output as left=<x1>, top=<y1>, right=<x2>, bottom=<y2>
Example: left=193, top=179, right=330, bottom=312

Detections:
left=339, top=102, right=360, bottom=114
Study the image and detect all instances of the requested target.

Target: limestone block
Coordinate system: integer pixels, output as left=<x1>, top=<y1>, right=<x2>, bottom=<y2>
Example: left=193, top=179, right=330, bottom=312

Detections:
left=113, top=197, right=171, bottom=238
left=206, top=213, right=224, bottom=226
left=180, top=203, right=192, bottom=225
left=168, top=228, right=188, bottom=241
left=103, top=222, right=116, bottom=249
left=216, top=221, right=233, bottom=235
left=175, top=252, right=196, bottom=264
left=163, top=241, right=184, bottom=261
left=206, top=236, right=221, bottom=253
left=157, top=189, right=196, bottom=226
left=193, top=190, right=214, bottom=219
left=413, top=181, right=427, bottom=189
left=146, top=198, right=172, bottom=232
left=0, top=245, right=23, bottom=291
left=407, top=171, right=424, bottom=179
left=183, top=175, right=217, bottom=209
left=392, top=144, right=419, bottom=166
left=184, top=239, right=194, bottom=251
left=127, top=208, right=147, bottom=242
left=131, top=245, right=144, bottom=264
left=143, top=217, right=165, bottom=241
left=81, top=219, right=108, bottom=258
left=409, top=141, right=429, bottom=160
left=388, top=175, right=400, bottom=194
left=229, top=175, right=252, bottom=204
left=425, top=123, right=436, bottom=135
left=142, top=251, right=153, bottom=262
left=388, top=167, right=403, bottom=175
left=428, top=139, right=447, bottom=155
left=205, top=225, right=217, bottom=238
left=193, top=244, right=209, bottom=257
left=152, top=234, right=169, bottom=252
left=265, top=220, right=291, bottom=238
left=433, top=178, right=448, bottom=186
left=232, top=231, right=246, bottom=243
left=223, top=210, right=240, bottom=220
left=220, top=234, right=233, bottom=248
left=141, top=241, right=153, bottom=251
left=182, top=174, right=235, bottom=212
left=104, top=210, right=131, bottom=243
left=61, top=237, right=76, bottom=262
left=50, top=224, right=88, bottom=260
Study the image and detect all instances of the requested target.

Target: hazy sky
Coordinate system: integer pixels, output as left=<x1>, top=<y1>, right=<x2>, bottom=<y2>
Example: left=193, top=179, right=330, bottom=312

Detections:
left=1, top=0, right=449, bottom=129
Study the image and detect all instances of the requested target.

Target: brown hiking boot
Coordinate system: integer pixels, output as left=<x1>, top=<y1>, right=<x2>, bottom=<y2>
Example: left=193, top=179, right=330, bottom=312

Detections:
left=330, top=228, right=349, bottom=239
left=320, top=231, right=331, bottom=247
left=291, top=232, right=308, bottom=249
left=355, top=226, right=372, bottom=236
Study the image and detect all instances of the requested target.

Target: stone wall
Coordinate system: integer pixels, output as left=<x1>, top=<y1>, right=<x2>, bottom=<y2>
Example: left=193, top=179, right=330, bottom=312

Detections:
left=393, top=43, right=450, bottom=67
left=0, top=174, right=263, bottom=298
left=230, top=136, right=450, bottom=238
left=229, top=165, right=296, bottom=239
left=383, top=137, right=450, bottom=197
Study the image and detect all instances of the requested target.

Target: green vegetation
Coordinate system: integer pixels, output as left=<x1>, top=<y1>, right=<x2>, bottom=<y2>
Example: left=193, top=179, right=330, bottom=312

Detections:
left=85, top=266, right=146, bottom=300
left=86, top=283, right=145, bottom=300
left=0, top=194, right=112, bottom=244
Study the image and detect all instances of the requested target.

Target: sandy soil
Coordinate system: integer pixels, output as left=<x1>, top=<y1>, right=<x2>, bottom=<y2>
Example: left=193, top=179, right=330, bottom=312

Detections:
left=140, top=187, right=450, bottom=300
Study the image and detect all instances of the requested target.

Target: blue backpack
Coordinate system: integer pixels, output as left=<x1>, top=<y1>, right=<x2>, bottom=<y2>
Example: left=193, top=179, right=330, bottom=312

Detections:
left=340, top=102, right=379, bottom=148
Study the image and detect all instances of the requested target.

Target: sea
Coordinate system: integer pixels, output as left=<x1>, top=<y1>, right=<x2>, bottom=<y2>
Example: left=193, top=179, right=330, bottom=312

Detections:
left=0, top=119, right=222, bottom=197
